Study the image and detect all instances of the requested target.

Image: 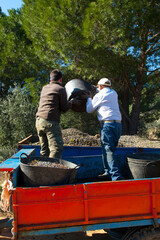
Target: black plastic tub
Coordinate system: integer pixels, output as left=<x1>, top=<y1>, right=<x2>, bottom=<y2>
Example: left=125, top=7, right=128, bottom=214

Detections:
left=65, top=79, right=94, bottom=112
left=127, top=153, right=160, bottom=179
left=20, top=153, right=80, bottom=187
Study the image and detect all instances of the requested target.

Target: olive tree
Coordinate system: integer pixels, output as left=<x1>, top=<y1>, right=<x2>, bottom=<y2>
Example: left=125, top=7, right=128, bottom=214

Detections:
left=0, top=85, right=37, bottom=147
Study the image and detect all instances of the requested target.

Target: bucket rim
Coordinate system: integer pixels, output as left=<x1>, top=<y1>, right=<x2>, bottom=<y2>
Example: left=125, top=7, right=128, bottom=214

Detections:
left=20, top=154, right=80, bottom=170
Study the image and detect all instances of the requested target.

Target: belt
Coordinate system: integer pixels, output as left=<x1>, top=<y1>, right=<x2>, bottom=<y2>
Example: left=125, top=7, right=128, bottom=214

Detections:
left=103, top=120, right=121, bottom=123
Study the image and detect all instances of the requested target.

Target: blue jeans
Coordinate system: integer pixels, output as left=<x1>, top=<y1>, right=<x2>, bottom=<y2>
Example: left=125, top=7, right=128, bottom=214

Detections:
left=100, top=121, right=123, bottom=181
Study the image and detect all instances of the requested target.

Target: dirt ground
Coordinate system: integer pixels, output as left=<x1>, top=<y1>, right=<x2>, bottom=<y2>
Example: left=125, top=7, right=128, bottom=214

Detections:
left=0, top=228, right=113, bottom=240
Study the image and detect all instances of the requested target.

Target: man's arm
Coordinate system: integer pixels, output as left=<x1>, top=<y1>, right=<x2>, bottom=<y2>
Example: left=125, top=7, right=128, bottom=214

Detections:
left=86, top=93, right=102, bottom=113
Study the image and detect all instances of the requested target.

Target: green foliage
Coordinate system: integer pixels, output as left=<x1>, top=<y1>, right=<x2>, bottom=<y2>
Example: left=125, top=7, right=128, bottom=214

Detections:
left=0, top=0, right=159, bottom=137
left=138, top=72, right=160, bottom=137
left=22, top=0, right=90, bottom=62
left=21, top=0, right=160, bottom=134
left=83, top=0, right=160, bottom=52
left=0, top=9, right=54, bottom=99
left=140, top=74, right=160, bottom=121
left=21, top=0, right=131, bottom=92
left=0, top=146, right=16, bottom=163
left=138, top=118, right=160, bottom=139
left=82, top=0, right=160, bottom=134
left=0, top=85, right=37, bottom=147
left=24, top=78, right=41, bottom=106
left=0, top=10, right=29, bottom=95
left=24, top=77, right=47, bottom=106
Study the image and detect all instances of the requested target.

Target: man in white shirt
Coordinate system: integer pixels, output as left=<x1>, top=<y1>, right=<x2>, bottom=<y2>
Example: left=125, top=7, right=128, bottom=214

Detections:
left=86, top=78, right=124, bottom=181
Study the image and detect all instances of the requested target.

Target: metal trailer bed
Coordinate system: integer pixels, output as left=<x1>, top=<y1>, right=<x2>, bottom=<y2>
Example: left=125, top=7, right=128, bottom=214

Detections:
left=0, top=137, right=160, bottom=240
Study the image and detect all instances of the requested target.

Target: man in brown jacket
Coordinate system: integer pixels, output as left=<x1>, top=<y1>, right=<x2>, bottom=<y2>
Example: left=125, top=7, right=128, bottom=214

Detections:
left=36, top=69, right=76, bottom=159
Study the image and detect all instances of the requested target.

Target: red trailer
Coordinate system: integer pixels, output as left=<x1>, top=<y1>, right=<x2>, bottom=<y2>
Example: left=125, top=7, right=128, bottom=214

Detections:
left=0, top=137, right=160, bottom=240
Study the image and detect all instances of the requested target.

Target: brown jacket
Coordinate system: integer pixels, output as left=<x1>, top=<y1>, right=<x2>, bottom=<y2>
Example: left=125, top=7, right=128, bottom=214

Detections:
left=36, top=82, right=70, bottom=122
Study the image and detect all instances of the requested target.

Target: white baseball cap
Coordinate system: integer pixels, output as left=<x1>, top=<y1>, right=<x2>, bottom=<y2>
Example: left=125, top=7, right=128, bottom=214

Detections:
left=97, top=78, right=111, bottom=87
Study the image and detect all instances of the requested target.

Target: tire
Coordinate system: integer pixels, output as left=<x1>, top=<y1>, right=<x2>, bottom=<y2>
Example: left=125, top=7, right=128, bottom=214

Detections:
left=122, top=226, right=160, bottom=240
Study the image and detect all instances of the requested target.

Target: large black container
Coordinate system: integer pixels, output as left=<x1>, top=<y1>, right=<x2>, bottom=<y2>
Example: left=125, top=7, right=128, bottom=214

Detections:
left=20, top=153, right=80, bottom=187
left=65, top=79, right=94, bottom=112
left=127, top=153, right=160, bottom=179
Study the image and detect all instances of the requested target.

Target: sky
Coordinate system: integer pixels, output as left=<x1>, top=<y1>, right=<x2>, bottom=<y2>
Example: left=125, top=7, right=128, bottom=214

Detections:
left=0, top=0, right=23, bottom=15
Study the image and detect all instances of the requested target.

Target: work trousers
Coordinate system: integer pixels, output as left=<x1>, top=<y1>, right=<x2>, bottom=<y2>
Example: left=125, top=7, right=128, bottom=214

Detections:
left=36, top=117, right=63, bottom=159
left=100, top=121, right=123, bottom=181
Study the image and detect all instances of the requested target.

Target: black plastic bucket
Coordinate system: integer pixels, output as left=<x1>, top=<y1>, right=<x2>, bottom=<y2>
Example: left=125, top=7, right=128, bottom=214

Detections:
left=65, top=79, right=94, bottom=112
left=127, top=153, right=160, bottom=179
left=20, top=153, right=80, bottom=187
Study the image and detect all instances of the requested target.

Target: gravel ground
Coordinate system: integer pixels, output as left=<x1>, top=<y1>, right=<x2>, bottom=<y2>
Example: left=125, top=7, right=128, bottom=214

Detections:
left=62, top=128, right=160, bottom=148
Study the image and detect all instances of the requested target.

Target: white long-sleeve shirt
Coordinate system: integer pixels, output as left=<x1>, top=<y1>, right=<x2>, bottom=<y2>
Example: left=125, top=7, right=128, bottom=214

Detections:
left=86, top=87, right=121, bottom=122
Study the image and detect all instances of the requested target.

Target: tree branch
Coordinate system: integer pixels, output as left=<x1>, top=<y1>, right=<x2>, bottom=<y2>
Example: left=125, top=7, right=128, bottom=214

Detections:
left=149, top=46, right=160, bottom=55
left=148, top=68, right=160, bottom=77
left=123, top=71, right=136, bottom=97
left=147, top=32, right=160, bottom=43
left=145, top=43, right=157, bottom=55
left=145, top=41, right=160, bottom=55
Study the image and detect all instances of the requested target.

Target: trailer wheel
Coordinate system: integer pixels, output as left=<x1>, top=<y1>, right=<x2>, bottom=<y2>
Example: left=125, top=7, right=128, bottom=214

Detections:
left=122, top=226, right=160, bottom=240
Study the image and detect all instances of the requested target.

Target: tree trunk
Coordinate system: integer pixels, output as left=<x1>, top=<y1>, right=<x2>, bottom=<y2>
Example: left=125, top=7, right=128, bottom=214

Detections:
left=120, top=87, right=130, bottom=135
left=129, top=91, right=142, bottom=135
left=120, top=82, right=143, bottom=135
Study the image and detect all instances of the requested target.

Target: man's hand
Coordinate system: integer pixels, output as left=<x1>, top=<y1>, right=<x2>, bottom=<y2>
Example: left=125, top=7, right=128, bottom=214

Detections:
left=81, top=91, right=92, bottom=100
